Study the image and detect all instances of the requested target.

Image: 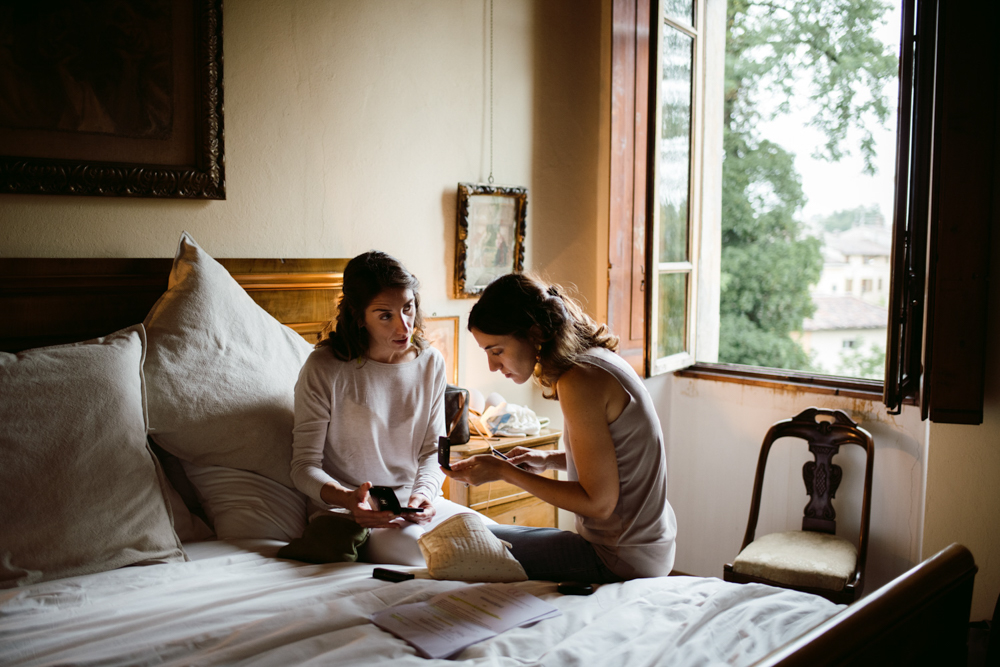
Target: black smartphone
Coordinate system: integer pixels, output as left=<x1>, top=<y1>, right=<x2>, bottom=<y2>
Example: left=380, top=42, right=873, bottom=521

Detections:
left=438, top=435, right=451, bottom=470
left=373, top=567, right=415, bottom=583
left=557, top=581, right=595, bottom=596
left=368, top=486, right=424, bottom=514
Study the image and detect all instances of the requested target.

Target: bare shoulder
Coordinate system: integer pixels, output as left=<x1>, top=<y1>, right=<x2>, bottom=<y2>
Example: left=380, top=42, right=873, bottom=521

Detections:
left=557, top=361, right=629, bottom=423
left=557, top=364, right=618, bottom=406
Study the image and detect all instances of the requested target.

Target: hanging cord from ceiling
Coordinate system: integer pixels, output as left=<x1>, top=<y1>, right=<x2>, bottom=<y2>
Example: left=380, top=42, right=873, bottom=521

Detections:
left=488, top=0, right=494, bottom=185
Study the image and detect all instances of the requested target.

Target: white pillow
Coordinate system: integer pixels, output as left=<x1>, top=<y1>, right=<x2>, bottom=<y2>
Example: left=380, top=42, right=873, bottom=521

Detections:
left=417, top=513, right=527, bottom=583
left=181, top=461, right=307, bottom=541
left=143, top=231, right=314, bottom=487
left=0, top=325, right=186, bottom=587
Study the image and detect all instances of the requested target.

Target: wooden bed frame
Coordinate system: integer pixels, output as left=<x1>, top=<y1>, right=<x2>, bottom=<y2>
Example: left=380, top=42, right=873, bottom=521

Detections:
left=0, top=258, right=979, bottom=666
left=0, top=257, right=347, bottom=353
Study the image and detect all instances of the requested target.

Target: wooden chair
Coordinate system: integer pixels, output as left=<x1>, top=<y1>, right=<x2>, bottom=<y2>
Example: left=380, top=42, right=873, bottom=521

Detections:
left=723, top=407, right=874, bottom=604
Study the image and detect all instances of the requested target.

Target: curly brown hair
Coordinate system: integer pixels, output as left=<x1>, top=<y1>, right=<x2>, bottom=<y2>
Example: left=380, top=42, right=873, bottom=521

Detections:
left=468, top=273, right=619, bottom=398
left=318, top=250, right=428, bottom=361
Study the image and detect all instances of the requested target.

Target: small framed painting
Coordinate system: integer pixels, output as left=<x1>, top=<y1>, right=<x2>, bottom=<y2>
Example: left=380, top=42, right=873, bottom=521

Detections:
left=424, top=316, right=460, bottom=384
left=454, top=182, right=527, bottom=298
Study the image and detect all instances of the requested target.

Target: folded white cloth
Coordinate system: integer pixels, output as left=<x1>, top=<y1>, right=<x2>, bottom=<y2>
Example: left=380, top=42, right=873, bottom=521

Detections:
left=475, top=401, right=542, bottom=437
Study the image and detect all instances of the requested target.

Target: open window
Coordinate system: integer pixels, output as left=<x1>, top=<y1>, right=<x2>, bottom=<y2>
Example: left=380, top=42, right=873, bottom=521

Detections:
left=608, top=0, right=996, bottom=423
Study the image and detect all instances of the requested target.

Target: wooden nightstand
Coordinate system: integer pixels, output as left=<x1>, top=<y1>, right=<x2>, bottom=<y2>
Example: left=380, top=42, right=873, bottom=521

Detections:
left=443, top=429, right=562, bottom=528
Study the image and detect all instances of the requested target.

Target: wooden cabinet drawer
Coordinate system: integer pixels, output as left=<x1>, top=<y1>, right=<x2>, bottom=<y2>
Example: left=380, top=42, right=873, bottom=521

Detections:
left=444, top=430, right=562, bottom=529
left=481, top=496, right=557, bottom=528
left=466, top=470, right=557, bottom=507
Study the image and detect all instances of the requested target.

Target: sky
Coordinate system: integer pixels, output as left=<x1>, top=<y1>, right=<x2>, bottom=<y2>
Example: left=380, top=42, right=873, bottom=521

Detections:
left=754, top=3, right=902, bottom=226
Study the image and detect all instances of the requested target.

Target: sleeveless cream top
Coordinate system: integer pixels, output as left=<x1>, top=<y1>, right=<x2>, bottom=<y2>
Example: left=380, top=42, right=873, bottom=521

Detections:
left=564, top=348, right=677, bottom=578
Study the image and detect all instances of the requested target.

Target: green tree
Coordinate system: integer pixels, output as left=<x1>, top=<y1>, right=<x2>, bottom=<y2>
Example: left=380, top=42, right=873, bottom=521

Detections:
left=835, top=341, right=887, bottom=380
left=816, top=204, right=885, bottom=233
left=720, top=0, right=897, bottom=369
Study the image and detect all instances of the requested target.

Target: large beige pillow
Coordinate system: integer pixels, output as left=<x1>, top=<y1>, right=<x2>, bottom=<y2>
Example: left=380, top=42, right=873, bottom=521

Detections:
left=0, top=325, right=186, bottom=588
left=143, top=231, right=314, bottom=487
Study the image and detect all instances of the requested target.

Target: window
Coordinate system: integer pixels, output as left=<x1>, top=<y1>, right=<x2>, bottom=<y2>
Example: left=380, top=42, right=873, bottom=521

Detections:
left=608, top=0, right=995, bottom=422
left=648, top=1, right=700, bottom=374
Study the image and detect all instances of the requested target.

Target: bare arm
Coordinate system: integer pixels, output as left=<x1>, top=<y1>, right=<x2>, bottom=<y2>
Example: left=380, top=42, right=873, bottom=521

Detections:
left=505, top=446, right=567, bottom=473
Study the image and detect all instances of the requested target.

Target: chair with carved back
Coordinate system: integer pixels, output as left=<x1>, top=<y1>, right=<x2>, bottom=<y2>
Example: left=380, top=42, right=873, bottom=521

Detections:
left=723, top=407, right=874, bottom=604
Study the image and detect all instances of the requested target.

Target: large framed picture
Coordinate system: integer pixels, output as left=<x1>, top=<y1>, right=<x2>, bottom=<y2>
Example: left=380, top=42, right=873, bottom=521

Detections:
left=454, top=182, right=527, bottom=298
left=0, top=0, right=225, bottom=199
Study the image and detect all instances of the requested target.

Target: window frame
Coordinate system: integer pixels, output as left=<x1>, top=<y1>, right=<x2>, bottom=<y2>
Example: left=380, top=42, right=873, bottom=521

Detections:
left=612, top=0, right=997, bottom=421
left=646, top=3, right=703, bottom=376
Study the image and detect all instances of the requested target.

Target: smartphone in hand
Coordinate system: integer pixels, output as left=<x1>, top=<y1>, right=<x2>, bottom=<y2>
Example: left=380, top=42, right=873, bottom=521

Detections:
left=490, top=446, right=528, bottom=470
left=368, top=486, right=424, bottom=514
left=438, top=435, right=451, bottom=470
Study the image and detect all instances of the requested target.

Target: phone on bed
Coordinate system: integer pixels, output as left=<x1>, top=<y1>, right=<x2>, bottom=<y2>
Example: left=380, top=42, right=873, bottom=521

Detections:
left=368, top=486, right=423, bottom=514
left=438, top=435, right=451, bottom=470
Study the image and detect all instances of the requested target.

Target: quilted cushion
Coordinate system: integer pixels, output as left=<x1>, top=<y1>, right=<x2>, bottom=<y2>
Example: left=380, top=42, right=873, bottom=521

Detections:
left=418, top=513, right=527, bottom=583
left=732, top=530, right=857, bottom=591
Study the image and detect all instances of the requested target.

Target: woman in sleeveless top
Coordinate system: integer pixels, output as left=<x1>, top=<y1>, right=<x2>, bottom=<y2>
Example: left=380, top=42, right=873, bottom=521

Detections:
left=443, top=273, right=677, bottom=582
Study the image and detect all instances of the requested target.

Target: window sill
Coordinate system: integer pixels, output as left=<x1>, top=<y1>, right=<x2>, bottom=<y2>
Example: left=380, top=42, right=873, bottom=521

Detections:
left=675, top=363, right=916, bottom=405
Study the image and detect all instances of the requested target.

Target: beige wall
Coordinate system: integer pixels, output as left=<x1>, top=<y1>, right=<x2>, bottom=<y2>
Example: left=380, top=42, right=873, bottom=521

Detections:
left=655, top=375, right=928, bottom=595
left=0, top=0, right=606, bottom=416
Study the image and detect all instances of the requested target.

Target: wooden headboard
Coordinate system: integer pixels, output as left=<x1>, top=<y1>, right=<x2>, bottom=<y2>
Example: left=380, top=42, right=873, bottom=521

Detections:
left=0, top=258, right=348, bottom=353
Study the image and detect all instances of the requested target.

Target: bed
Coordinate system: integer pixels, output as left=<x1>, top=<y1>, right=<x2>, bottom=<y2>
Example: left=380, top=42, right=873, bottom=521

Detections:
left=0, top=234, right=978, bottom=666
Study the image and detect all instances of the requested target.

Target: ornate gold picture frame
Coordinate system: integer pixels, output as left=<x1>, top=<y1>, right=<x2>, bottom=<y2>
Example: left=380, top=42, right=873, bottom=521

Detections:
left=454, top=182, right=527, bottom=298
left=0, top=0, right=225, bottom=199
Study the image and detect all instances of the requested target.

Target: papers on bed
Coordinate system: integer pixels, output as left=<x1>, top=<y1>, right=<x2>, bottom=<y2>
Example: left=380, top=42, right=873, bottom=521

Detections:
left=371, top=583, right=560, bottom=659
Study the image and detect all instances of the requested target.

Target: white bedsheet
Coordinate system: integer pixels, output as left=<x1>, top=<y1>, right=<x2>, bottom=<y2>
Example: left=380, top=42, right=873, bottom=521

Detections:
left=0, top=540, right=843, bottom=667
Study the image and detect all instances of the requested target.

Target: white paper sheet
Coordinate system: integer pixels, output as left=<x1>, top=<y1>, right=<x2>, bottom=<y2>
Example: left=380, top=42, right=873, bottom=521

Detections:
left=372, top=583, right=560, bottom=658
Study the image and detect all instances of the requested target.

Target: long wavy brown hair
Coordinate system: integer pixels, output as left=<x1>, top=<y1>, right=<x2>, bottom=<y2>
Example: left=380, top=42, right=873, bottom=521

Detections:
left=468, top=273, right=619, bottom=398
left=317, top=251, right=428, bottom=361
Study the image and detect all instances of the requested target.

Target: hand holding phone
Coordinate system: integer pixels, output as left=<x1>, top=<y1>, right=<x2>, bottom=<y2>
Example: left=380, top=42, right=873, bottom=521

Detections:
left=438, top=435, right=451, bottom=470
left=368, top=486, right=424, bottom=515
left=490, top=446, right=528, bottom=470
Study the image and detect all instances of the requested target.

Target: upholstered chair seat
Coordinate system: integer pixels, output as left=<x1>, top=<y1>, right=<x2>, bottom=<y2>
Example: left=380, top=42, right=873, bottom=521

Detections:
left=731, top=530, right=858, bottom=591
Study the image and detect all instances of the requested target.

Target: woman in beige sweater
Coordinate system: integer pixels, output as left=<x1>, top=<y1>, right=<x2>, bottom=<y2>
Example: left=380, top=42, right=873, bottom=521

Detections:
left=290, top=251, right=479, bottom=565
